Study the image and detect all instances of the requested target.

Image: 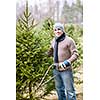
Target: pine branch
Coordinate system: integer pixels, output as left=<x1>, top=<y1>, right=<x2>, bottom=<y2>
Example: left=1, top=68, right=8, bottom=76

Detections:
left=34, top=64, right=53, bottom=92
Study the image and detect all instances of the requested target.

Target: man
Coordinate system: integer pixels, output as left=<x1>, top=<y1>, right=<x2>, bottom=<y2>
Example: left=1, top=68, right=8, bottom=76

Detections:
left=48, top=22, right=78, bottom=100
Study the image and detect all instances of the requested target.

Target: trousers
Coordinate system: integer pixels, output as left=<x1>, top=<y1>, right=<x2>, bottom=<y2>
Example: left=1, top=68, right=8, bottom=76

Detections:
left=53, top=69, right=76, bottom=100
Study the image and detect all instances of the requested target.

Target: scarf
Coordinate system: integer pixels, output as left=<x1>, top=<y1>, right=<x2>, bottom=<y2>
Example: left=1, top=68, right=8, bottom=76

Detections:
left=54, top=33, right=66, bottom=63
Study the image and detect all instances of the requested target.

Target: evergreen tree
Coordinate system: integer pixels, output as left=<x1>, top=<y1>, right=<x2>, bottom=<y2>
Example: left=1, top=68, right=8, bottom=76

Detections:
left=61, top=0, right=83, bottom=24
left=16, top=1, right=54, bottom=99
left=16, top=1, right=50, bottom=99
left=75, top=0, right=83, bottom=23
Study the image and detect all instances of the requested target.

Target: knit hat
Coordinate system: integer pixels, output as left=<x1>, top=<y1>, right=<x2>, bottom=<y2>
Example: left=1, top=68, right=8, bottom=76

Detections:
left=53, top=22, right=64, bottom=32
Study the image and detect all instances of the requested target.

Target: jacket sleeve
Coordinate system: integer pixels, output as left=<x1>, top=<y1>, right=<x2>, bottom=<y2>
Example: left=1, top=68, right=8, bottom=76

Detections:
left=47, top=47, right=53, bottom=57
left=68, top=38, right=79, bottom=63
left=47, top=40, right=54, bottom=57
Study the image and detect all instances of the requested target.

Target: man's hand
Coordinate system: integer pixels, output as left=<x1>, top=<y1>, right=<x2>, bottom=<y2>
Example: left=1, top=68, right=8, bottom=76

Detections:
left=63, top=60, right=71, bottom=66
left=58, top=60, right=71, bottom=71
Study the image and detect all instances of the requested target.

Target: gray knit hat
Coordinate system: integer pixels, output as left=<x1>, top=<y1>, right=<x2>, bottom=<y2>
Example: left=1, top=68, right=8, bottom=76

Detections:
left=53, top=22, right=64, bottom=32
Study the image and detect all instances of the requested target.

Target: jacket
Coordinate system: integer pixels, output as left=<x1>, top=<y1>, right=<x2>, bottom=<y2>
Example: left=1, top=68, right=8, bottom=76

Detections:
left=48, top=35, right=78, bottom=64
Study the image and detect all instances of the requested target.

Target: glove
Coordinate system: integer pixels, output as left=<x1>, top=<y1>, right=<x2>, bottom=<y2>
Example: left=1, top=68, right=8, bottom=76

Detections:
left=58, top=60, right=71, bottom=71
left=63, top=60, right=71, bottom=67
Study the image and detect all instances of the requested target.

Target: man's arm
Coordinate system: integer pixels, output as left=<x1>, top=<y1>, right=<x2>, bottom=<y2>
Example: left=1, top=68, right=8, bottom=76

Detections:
left=59, top=38, right=78, bottom=70
left=47, top=39, right=54, bottom=57
left=67, top=38, right=79, bottom=64
left=47, top=47, right=53, bottom=57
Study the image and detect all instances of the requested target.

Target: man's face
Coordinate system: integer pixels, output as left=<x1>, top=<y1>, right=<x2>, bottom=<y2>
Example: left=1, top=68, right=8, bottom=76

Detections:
left=54, top=28, right=63, bottom=37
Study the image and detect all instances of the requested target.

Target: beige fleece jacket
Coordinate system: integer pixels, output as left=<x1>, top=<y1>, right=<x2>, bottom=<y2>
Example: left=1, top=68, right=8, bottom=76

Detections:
left=48, top=35, right=78, bottom=64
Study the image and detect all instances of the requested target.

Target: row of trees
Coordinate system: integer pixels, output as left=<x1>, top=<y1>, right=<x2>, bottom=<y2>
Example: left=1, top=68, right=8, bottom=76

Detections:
left=16, top=1, right=83, bottom=99
left=61, top=0, right=83, bottom=24
left=16, top=0, right=83, bottom=24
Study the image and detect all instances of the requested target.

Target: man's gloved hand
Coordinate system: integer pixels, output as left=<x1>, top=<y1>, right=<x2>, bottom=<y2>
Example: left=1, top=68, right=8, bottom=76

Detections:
left=63, top=60, right=71, bottom=67
left=58, top=60, right=71, bottom=71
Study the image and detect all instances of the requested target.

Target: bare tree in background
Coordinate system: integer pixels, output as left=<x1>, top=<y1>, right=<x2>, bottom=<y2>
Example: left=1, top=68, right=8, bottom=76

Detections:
left=47, top=0, right=55, bottom=19
left=34, top=4, right=39, bottom=20
left=56, top=0, right=60, bottom=21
